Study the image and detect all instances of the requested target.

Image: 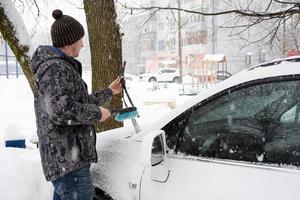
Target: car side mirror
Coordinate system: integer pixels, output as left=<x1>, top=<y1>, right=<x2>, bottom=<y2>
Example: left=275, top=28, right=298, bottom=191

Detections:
left=151, top=134, right=165, bottom=166
left=140, top=130, right=166, bottom=167
left=140, top=130, right=170, bottom=183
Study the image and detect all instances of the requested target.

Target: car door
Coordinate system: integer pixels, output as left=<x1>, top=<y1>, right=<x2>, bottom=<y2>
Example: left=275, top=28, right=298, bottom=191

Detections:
left=140, top=76, right=300, bottom=200
left=156, top=69, right=168, bottom=82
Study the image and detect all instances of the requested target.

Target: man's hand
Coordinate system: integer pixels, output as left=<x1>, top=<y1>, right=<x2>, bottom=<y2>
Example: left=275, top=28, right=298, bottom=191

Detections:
left=99, top=107, right=111, bottom=122
left=108, top=77, right=122, bottom=95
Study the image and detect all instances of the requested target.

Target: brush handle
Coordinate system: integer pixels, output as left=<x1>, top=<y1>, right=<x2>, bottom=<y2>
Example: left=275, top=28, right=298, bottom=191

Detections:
left=131, top=118, right=141, bottom=133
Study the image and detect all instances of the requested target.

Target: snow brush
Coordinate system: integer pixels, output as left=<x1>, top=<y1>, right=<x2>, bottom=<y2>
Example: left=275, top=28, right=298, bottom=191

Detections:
left=110, top=107, right=139, bottom=122
left=111, top=61, right=141, bottom=134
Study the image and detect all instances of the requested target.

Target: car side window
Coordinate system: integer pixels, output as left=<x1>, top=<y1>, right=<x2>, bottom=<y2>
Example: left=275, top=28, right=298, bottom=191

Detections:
left=163, top=79, right=300, bottom=167
left=161, top=69, right=175, bottom=74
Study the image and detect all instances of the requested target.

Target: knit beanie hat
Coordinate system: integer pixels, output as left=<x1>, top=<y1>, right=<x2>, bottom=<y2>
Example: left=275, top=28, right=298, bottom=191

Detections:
left=51, top=9, right=85, bottom=48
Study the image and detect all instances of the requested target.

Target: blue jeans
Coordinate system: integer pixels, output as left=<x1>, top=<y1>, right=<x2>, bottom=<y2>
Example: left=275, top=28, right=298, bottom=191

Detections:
left=52, top=165, right=93, bottom=200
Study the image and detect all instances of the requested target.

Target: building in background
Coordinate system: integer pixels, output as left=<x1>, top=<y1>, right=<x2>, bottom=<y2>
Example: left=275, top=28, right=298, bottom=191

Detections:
left=121, top=0, right=300, bottom=77
left=122, top=0, right=208, bottom=76
left=206, top=0, right=300, bottom=74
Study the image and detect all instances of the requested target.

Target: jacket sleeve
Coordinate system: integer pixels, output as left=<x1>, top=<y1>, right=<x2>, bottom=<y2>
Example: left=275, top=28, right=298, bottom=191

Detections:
left=87, top=88, right=113, bottom=106
left=38, top=62, right=101, bottom=125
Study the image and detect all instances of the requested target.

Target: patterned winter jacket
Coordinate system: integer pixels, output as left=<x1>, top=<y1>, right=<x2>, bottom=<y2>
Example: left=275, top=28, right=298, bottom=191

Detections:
left=30, top=46, right=113, bottom=181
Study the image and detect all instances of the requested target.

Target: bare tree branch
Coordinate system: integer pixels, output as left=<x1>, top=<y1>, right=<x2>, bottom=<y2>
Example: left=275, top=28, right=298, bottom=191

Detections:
left=274, top=0, right=299, bottom=5
left=0, top=2, right=35, bottom=90
left=118, top=0, right=300, bottom=53
left=32, top=0, right=40, bottom=16
left=137, top=8, right=159, bottom=30
left=266, top=0, right=274, bottom=11
left=118, top=1, right=300, bottom=19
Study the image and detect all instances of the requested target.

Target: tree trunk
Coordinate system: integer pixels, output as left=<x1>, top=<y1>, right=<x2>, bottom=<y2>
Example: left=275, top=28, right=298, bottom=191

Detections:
left=0, top=2, right=34, bottom=91
left=84, top=0, right=123, bottom=132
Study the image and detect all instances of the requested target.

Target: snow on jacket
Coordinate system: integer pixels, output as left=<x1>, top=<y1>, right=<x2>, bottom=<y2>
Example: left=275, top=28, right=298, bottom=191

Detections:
left=30, top=46, right=113, bottom=181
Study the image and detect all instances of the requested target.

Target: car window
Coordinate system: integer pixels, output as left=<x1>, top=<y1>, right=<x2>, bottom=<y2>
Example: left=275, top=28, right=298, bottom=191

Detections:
left=161, top=69, right=175, bottom=73
left=196, top=90, right=286, bottom=124
left=163, top=78, right=300, bottom=167
left=280, top=105, right=300, bottom=124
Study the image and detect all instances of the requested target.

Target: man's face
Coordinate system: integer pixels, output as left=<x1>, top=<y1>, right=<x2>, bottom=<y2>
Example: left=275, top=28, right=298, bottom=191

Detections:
left=71, top=38, right=83, bottom=57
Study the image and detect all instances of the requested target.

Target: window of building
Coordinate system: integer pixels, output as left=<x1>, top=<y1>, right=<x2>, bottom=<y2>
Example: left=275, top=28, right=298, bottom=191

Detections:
left=158, top=22, right=164, bottom=31
left=260, top=49, right=267, bottom=62
left=246, top=52, right=253, bottom=66
left=158, top=40, right=166, bottom=51
left=140, top=39, right=156, bottom=51
left=186, top=30, right=207, bottom=45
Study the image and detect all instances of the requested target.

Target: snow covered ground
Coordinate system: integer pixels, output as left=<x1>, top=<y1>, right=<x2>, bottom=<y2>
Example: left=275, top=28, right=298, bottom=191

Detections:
left=0, top=148, right=53, bottom=199
left=0, top=73, right=195, bottom=199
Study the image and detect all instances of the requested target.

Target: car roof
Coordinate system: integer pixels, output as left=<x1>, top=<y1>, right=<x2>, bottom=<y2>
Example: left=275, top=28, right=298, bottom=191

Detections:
left=152, top=56, right=300, bottom=130
left=250, top=56, right=300, bottom=69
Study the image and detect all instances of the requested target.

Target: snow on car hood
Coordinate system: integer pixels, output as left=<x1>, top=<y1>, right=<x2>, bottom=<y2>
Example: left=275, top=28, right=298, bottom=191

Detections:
left=93, top=125, right=153, bottom=199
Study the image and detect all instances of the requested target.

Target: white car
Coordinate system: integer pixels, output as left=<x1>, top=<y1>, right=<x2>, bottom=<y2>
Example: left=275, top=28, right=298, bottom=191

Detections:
left=123, top=73, right=139, bottom=89
left=139, top=68, right=180, bottom=83
left=92, top=56, right=300, bottom=200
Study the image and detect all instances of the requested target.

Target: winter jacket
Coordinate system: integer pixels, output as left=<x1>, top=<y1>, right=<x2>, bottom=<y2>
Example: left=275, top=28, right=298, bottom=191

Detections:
left=30, top=46, right=113, bottom=181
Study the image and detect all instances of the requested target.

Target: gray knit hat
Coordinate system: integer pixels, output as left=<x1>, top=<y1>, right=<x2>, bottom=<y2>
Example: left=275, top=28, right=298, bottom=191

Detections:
left=51, top=9, right=85, bottom=48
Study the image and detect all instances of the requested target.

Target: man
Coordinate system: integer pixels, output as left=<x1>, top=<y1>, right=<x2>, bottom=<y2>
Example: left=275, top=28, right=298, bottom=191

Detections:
left=30, top=9, right=122, bottom=200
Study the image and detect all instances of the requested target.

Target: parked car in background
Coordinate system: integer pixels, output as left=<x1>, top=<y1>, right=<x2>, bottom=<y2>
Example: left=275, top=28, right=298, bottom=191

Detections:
left=124, top=73, right=138, bottom=82
left=139, top=68, right=180, bottom=83
left=123, top=73, right=139, bottom=89
left=92, top=56, right=300, bottom=200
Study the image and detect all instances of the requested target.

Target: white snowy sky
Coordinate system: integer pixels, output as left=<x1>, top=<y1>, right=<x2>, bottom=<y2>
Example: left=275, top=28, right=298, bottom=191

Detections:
left=18, top=0, right=141, bottom=41
left=9, top=0, right=143, bottom=66
left=19, top=0, right=86, bottom=35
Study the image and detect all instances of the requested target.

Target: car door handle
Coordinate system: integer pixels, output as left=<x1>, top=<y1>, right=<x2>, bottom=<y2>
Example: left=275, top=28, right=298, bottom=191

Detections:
left=129, top=181, right=137, bottom=189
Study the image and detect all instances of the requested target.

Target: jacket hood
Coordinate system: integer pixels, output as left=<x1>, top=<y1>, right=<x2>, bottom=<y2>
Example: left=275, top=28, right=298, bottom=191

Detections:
left=30, top=45, right=64, bottom=74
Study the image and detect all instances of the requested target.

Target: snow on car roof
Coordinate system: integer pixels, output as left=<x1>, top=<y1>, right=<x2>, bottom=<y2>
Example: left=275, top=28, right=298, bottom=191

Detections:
left=251, top=56, right=300, bottom=69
